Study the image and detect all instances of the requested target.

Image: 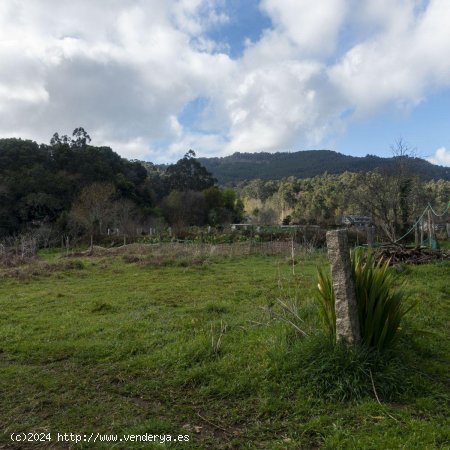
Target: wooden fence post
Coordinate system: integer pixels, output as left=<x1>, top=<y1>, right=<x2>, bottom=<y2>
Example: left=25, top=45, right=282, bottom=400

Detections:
left=326, top=229, right=361, bottom=345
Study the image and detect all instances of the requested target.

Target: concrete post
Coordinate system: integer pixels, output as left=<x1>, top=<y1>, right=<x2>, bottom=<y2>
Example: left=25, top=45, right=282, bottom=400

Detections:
left=326, top=229, right=361, bottom=345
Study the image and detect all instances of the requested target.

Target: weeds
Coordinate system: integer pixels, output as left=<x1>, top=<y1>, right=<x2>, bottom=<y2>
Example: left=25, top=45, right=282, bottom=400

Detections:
left=265, top=298, right=308, bottom=337
left=211, top=321, right=227, bottom=356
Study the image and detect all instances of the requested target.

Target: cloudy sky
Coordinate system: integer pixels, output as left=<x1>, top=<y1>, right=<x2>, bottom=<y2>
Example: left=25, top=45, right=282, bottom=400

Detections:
left=1, top=0, right=450, bottom=165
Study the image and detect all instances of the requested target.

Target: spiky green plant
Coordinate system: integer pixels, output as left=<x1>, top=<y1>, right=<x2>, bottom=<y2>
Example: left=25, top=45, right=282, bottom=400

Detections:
left=316, top=266, right=336, bottom=341
left=316, top=249, right=413, bottom=351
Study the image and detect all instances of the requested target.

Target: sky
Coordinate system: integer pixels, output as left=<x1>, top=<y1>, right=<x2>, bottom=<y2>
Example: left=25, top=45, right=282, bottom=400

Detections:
left=1, top=0, right=450, bottom=165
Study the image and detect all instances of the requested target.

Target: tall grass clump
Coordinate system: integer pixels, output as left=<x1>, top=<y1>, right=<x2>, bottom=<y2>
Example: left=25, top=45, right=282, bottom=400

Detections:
left=316, top=248, right=413, bottom=352
left=270, top=334, right=416, bottom=401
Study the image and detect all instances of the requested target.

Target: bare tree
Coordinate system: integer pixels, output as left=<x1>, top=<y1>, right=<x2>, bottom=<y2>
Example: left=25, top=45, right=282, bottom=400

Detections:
left=71, top=183, right=116, bottom=249
left=112, top=198, right=137, bottom=237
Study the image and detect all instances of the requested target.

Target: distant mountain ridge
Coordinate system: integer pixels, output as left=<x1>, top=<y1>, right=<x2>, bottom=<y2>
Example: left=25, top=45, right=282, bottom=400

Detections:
left=197, top=150, right=450, bottom=184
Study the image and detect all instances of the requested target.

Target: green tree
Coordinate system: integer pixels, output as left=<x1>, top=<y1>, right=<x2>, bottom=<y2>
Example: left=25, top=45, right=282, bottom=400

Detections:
left=162, top=190, right=207, bottom=227
left=50, top=127, right=91, bottom=149
left=166, top=150, right=216, bottom=192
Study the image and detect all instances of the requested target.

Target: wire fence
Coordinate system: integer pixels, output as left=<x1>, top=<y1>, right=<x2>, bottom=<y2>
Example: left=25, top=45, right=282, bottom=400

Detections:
left=74, top=240, right=320, bottom=259
left=394, top=201, right=450, bottom=244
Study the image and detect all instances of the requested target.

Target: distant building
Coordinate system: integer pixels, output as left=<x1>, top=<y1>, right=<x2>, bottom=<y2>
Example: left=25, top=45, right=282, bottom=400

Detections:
left=341, top=215, right=371, bottom=228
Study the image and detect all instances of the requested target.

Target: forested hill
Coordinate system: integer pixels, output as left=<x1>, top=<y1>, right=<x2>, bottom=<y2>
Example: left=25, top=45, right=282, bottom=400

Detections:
left=0, top=135, right=241, bottom=237
left=197, top=150, right=450, bottom=184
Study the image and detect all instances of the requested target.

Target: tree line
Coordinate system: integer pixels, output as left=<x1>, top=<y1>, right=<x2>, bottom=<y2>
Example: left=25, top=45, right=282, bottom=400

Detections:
left=0, top=129, right=243, bottom=242
left=236, top=167, right=449, bottom=242
left=1, top=131, right=448, bottom=245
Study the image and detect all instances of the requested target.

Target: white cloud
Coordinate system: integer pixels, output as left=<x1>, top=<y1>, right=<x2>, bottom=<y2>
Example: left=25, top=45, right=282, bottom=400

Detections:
left=0, top=0, right=450, bottom=161
left=260, top=0, right=348, bottom=56
left=329, top=0, right=450, bottom=116
left=98, top=136, right=151, bottom=160
left=221, top=0, right=450, bottom=154
left=222, top=61, right=341, bottom=152
left=0, top=0, right=233, bottom=158
left=428, top=147, right=450, bottom=166
left=166, top=131, right=228, bottom=160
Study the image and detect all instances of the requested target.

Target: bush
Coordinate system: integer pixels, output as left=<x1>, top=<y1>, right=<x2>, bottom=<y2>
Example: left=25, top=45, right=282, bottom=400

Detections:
left=316, top=249, right=414, bottom=351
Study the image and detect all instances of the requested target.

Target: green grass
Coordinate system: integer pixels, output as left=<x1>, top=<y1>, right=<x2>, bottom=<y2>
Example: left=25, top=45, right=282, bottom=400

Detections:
left=0, top=252, right=449, bottom=449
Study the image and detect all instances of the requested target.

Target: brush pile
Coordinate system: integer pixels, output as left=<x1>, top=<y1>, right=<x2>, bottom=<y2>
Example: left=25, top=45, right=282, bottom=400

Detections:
left=374, top=245, right=450, bottom=265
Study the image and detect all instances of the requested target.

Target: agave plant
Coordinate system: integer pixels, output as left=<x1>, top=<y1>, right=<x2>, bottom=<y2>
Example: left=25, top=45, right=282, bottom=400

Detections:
left=316, top=248, right=413, bottom=351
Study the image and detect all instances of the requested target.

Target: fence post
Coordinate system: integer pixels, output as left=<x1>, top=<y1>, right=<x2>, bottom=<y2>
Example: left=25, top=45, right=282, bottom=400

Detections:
left=427, top=209, right=433, bottom=248
left=326, top=229, right=361, bottom=345
left=420, top=217, right=424, bottom=246
left=291, top=235, right=295, bottom=275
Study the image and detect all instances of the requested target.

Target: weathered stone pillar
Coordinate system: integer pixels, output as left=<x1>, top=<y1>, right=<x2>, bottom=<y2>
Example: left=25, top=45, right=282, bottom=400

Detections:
left=326, top=229, right=361, bottom=345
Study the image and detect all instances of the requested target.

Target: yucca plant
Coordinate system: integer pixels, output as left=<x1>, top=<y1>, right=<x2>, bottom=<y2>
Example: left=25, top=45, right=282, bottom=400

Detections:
left=316, top=248, right=413, bottom=351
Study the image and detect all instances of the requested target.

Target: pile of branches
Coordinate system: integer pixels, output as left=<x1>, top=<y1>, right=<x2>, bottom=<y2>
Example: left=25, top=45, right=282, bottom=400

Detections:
left=374, top=245, right=450, bottom=265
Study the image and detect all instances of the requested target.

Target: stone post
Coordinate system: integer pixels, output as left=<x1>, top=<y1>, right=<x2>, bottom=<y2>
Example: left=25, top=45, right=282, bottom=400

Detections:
left=326, top=229, right=361, bottom=345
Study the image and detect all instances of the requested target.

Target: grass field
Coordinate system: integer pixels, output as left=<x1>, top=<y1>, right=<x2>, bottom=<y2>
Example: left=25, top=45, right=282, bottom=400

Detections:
left=0, top=249, right=449, bottom=449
